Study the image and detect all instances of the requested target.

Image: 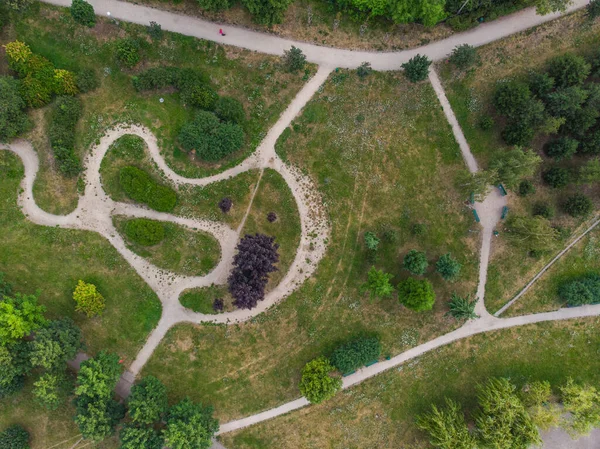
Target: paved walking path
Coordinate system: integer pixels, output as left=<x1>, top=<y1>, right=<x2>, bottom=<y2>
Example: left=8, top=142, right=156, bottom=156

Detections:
left=41, top=0, right=588, bottom=70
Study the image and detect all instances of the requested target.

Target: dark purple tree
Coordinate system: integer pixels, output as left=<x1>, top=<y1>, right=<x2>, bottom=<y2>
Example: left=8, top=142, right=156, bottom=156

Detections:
left=267, top=212, right=277, bottom=223
left=228, top=234, right=279, bottom=309
left=212, top=298, right=224, bottom=312
left=219, top=197, right=232, bottom=213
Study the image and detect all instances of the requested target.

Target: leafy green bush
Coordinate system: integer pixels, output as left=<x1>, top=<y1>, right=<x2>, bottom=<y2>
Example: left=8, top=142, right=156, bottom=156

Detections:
left=330, top=337, right=381, bottom=374
left=178, top=111, right=244, bottom=162
left=532, top=202, right=555, bottom=219
left=283, top=46, right=306, bottom=72
left=518, top=180, right=535, bottom=196
left=447, top=293, right=477, bottom=319
left=563, top=193, right=594, bottom=217
left=214, top=96, right=245, bottom=124
left=548, top=54, right=591, bottom=88
left=132, top=67, right=180, bottom=91
left=125, top=219, right=165, bottom=246
left=241, top=0, right=293, bottom=25
left=70, top=0, right=96, bottom=27
left=0, top=424, right=30, bottom=449
left=559, top=273, right=600, bottom=306
left=403, top=249, right=428, bottom=275
left=146, top=21, right=163, bottom=40
left=76, top=68, right=99, bottom=93
left=299, top=357, right=341, bottom=404
left=48, top=96, right=83, bottom=177
left=357, top=62, right=373, bottom=79
left=73, top=280, right=105, bottom=317
left=0, top=76, right=29, bottom=142
left=119, top=166, right=177, bottom=212
left=543, top=166, right=570, bottom=188
left=116, top=39, right=141, bottom=68
left=364, top=231, right=380, bottom=251
left=479, top=116, right=494, bottom=130
left=361, top=266, right=394, bottom=300
left=397, top=277, right=435, bottom=312
left=402, top=54, right=431, bottom=83
left=528, top=72, right=555, bottom=98
left=449, top=44, right=479, bottom=70
left=589, top=0, right=600, bottom=18
left=581, top=130, right=600, bottom=155
left=545, top=137, right=579, bottom=160
left=494, top=81, right=532, bottom=118
left=436, top=253, right=461, bottom=281
left=198, top=0, right=231, bottom=10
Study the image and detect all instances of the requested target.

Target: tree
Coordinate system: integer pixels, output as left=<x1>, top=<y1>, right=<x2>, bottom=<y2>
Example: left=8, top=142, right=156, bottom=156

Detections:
left=518, top=180, right=535, bottom=196
left=397, top=278, right=435, bottom=312
left=0, top=76, right=29, bottom=142
left=578, top=158, right=600, bottom=185
left=588, top=0, right=600, bottom=18
left=528, top=72, right=555, bottom=99
left=218, top=197, right=232, bottom=213
left=545, top=137, right=579, bottom=161
left=0, top=293, right=46, bottom=345
left=76, top=68, right=99, bottom=93
left=75, top=397, right=125, bottom=441
left=0, top=342, right=31, bottom=399
left=178, top=111, right=245, bottom=162
left=475, top=378, right=541, bottom=449
left=416, top=398, right=476, bottom=449
left=489, top=147, right=541, bottom=189
left=446, top=293, right=477, bottom=320
left=283, top=46, right=306, bottom=72
left=581, top=129, right=600, bottom=155
left=449, top=44, right=479, bottom=70
left=364, top=231, right=380, bottom=251
left=33, top=372, right=62, bottom=410
left=241, top=0, right=293, bottom=25
left=128, top=376, right=168, bottom=425
left=163, top=398, right=219, bottom=449
left=532, top=202, right=555, bottom=219
left=299, top=357, right=342, bottom=404
left=402, top=54, right=431, bottom=82
left=120, top=424, right=164, bottom=449
left=228, top=234, right=279, bottom=309
left=454, top=169, right=494, bottom=200
left=29, top=318, right=84, bottom=370
left=75, top=351, right=122, bottom=400
left=70, top=0, right=96, bottom=27
left=558, top=274, right=600, bottom=306
left=494, top=81, right=532, bottom=118
left=214, top=97, right=245, bottom=124
left=560, top=378, right=600, bottom=436
left=543, top=166, right=571, bottom=188
left=563, top=193, right=593, bottom=217
left=403, top=250, right=428, bottom=275
left=548, top=53, right=591, bottom=88
left=389, top=0, right=446, bottom=27
left=534, top=0, right=573, bottom=15
left=436, top=253, right=461, bottom=281
left=545, top=86, right=588, bottom=117
left=361, top=266, right=394, bottom=300
left=73, top=280, right=105, bottom=318
left=330, top=337, right=381, bottom=374
left=521, top=381, right=561, bottom=430
left=0, top=424, right=30, bottom=449
left=504, top=215, right=559, bottom=252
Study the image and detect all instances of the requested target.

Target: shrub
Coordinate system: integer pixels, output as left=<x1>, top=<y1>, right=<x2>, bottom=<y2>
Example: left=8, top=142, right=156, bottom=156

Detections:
left=146, top=21, right=163, bottom=40
left=132, top=67, right=180, bottom=91
left=183, top=84, right=218, bottom=110
left=364, top=231, right=380, bottom=251
left=357, top=62, right=373, bottom=79
left=0, top=293, right=46, bottom=345
left=299, top=357, right=341, bottom=404
left=228, top=234, right=279, bottom=309
left=543, top=166, right=570, bottom=188
left=73, top=280, right=105, bottom=317
left=214, top=96, right=245, bottom=124
left=361, top=266, right=394, bottom=300
left=330, top=337, right=381, bottom=374
left=128, top=376, right=168, bottom=425
left=412, top=223, right=426, bottom=236
left=116, top=39, right=141, bottom=68
left=417, top=398, right=476, bottom=449
left=403, top=249, right=428, bottom=275
left=436, top=253, right=461, bottom=281
left=212, top=298, right=224, bottom=312
left=0, top=424, right=30, bottom=449
left=449, top=44, right=479, bottom=70
left=589, top=0, right=600, bottom=18
left=198, top=0, right=231, bottom=10
left=178, top=111, right=244, bottom=162
left=502, top=120, right=535, bottom=146
left=0, top=76, right=29, bottom=142
left=398, top=277, right=435, bottom=312
left=563, top=193, right=594, bottom=217
left=559, top=273, right=600, bottom=306
left=218, top=197, right=232, bottom=213
left=494, top=81, right=531, bottom=118
left=49, top=96, right=83, bottom=176
left=125, top=219, right=165, bottom=246
left=533, top=202, right=555, bottom=219
left=479, top=116, right=494, bottom=130
left=283, top=46, right=306, bottom=72
left=560, top=378, right=600, bottom=435
left=579, top=158, right=600, bottom=185
left=76, top=68, right=99, bottom=93
left=241, top=0, right=293, bottom=25
left=5, top=0, right=35, bottom=12
left=545, top=137, right=579, bottom=161
left=119, top=166, right=177, bottom=212
left=581, top=130, right=600, bottom=155
left=70, top=0, right=96, bottom=27
left=447, top=293, right=477, bottom=320
left=518, top=180, right=536, bottom=196
left=528, top=71, right=555, bottom=98
left=548, top=53, right=591, bottom=88
left=267, top=212, right=277, bottom=222
left=401, top=54, right=431, bottom=82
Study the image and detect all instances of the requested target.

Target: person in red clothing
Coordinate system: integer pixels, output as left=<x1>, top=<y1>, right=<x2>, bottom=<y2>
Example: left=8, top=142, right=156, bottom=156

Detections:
left=219, top=28, right=226, bottom=36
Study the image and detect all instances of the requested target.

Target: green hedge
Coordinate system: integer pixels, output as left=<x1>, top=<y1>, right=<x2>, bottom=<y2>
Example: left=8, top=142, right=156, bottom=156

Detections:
left=119, top=166, right=177, bottom=212
left=330, top=336, right=381, bottom=374
left=124, top=218, right=165, bottom=246
left=48, top=96, right=82, bottom=177
left=559, top=273, right=600, bottom=306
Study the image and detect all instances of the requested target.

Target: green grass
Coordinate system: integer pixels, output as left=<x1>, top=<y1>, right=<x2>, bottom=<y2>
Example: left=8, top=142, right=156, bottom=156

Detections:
left=503, top=227, right=600, bottom=316
left=142, top=71, right=479, bottom=422
left=437, top=11, right=600, bottom=313
left=0, top=150, right=161, bottom=365
left=241, top=168, right=301, bottom=289
left=180, top=284, right=231, bottom=314
left=1, top=3, right=310, bottom=214
left=221, top=317, right=600, bottom=448
left=114, top=216, right=221, bottom=276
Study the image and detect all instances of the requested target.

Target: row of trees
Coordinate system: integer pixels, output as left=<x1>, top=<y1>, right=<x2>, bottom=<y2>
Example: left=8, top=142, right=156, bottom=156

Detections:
left=418, top=377, right=600, bottom=449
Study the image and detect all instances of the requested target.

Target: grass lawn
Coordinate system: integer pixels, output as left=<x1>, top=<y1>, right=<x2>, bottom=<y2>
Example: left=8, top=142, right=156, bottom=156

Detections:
left=180, top=284, right=232, bottom=313
left=113, top=216, right=221, bottom=276
left=221, top=317, right=600, bottom=448
left=0, top=2, right=309, bottom=214
left=142, top=70, right=479, bottom=422
left=437, top=10, right=600, bottom=313
left=503, top=227, right=600, bottom=317
left=0, top=149, right=161, bottom=365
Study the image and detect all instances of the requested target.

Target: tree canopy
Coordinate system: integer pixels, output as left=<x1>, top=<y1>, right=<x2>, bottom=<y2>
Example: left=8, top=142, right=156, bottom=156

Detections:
left=128, top=376, right=169, bottom=425
left=163, top=398, right=219, bottom=449
left=29, top=318, right=84, bottom=370
left=361, top=266, right=394, bottom=300
left=0, top=293, right=46, bottom=345
left=397, top=277, right=435, bottom=311
left=416, top=398, right=476, bottom=449
left=299, top=356, right=342, bottom=404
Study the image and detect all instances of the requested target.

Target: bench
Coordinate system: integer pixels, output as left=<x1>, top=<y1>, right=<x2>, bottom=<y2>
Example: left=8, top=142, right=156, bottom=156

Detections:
left=501, top=206, right=509, bottom=220
left=472, top=209, right=480, bottom=223
left=498, top=184, right=507, bottom=196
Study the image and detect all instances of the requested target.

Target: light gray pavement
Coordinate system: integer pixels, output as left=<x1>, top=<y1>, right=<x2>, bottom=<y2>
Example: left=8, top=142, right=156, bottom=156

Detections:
left=40, top=0, right=589, bottom=70
left=542, top=427, right=600, bottom=449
